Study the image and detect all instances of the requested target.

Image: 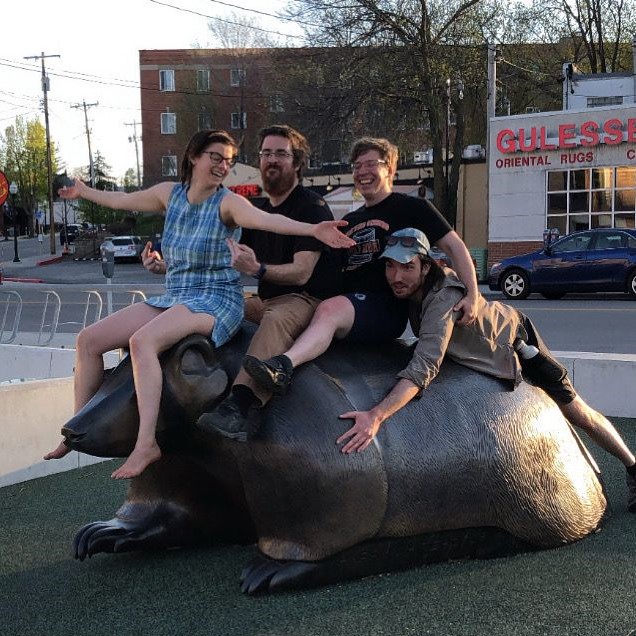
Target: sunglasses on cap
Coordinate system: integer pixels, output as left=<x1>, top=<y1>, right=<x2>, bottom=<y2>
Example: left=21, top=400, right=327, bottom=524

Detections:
left=386, top=235, right=420, bottom=248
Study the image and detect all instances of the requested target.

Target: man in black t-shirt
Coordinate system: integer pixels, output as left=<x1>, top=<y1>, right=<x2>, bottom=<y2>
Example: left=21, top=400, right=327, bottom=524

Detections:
left=243, top=137, right=480, bottom=405
left=197, top=125, right=340, bottom=440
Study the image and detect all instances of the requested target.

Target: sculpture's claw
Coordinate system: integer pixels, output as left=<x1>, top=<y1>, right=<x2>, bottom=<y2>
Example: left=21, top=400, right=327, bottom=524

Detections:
left=240, top=557, right=282, bottom=594
left=240, top=553, right=320, bottom=594
left=269, top=560, right=319, bottom=591
left=74, top=520, right=130, bottom=561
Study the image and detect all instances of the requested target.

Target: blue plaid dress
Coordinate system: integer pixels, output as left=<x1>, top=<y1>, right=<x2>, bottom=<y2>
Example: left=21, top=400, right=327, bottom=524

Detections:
left=145, top=184, right=243, bottom=347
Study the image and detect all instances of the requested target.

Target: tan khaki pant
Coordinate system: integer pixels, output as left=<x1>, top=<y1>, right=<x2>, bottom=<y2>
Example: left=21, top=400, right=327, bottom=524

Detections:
left=234, top=293, right=321, bottom=405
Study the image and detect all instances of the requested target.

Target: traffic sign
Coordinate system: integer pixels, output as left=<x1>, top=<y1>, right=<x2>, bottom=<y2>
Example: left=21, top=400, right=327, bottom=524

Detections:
left=0, top=170, right=8, bottom=206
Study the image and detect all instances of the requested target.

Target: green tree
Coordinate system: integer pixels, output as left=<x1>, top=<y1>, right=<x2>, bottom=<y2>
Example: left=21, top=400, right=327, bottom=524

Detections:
left=121, top=168, right=138, bottom=192
left=0, top=116, right=59, bottom=235
left=76, top=151, right=131, bottom=228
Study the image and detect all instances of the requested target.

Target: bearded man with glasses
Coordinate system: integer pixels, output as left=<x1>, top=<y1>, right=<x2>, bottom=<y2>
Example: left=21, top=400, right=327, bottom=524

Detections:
left=197, top=125, right=342, bottom=439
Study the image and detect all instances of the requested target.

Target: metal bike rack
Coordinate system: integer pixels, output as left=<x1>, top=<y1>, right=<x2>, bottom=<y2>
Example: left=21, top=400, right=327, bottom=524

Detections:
left=0, top=290, right=23, bottom=344
left=128, top=290, right=147, bottom=304
left=37, top=290, right=103, bottom=346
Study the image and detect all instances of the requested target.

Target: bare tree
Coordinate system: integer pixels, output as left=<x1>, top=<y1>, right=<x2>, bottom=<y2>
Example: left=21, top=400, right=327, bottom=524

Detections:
left=282, top=0, right=495, bottom=225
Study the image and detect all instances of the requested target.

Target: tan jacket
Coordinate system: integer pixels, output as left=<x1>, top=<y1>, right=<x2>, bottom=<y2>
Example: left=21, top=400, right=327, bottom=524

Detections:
left=398, top=270, right=524, bottom=389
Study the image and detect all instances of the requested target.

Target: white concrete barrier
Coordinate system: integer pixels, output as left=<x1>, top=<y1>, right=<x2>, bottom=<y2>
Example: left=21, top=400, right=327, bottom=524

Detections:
left=0, top=343, right=120, bottom=383
left=554, top=351, right=636, bottom=418
left=1, top=349, right=634, bottom=488
left=0, top=377, right=108, bottom=487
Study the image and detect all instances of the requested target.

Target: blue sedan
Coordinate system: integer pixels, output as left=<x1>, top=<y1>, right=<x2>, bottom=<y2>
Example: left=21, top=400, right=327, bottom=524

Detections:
left=488, top=228, right=636, bottom=300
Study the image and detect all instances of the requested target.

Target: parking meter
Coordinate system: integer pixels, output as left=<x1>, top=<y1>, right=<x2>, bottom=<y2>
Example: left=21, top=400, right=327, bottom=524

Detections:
left=100, top=241, right=115, bottom=279
left=543, top=228, right=560, bottom=251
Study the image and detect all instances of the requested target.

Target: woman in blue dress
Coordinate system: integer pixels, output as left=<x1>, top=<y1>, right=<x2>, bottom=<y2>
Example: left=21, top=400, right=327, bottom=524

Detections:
left=44, top=129, right=353, bottom=479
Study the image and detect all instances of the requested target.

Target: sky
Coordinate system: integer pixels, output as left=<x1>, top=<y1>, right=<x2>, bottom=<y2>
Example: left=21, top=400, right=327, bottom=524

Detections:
left=0, top=0, right=302, bottom=181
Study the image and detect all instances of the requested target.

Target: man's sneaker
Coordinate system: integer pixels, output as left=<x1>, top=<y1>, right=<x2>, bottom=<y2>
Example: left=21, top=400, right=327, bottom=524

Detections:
left=196, top=395, right=260, bottom=442
left=242, top=355, right=292, bottom=396
left=627, top=470, right=636, bottom=513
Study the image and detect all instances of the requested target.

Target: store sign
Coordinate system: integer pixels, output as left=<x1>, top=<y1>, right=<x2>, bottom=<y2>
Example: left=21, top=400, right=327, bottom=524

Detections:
left=492, top=113, right=636, bottom=170
left=228, top=184, right=262, bottom=197
left=495, top=117, right=636, bottom=154
left=0, top=170, right=8, bottom=206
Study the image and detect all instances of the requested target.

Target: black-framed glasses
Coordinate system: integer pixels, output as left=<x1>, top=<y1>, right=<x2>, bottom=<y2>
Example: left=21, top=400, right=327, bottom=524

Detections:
left=204, top=151, right=237, bottom=167
left=351, top=159, right=387, bottom=172
left=259, top=149, right=294, bottom=161
left=386, top=235, right=419, bottom=248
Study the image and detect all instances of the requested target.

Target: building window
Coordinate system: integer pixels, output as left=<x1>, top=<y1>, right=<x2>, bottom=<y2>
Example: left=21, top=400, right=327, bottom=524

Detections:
left=198, top=112, right=212, bottom=130
left=269, top=93, right=284, bottom=113
left=159, top=69, right=175, bottom=92
left=230, top=69, right=245, bottom=87
left=546, top=166, right=636, bottom=234
left=231, top=112, right=247, bottom=130
left=161, top=112, right=177, bottom=135
left=197, top=69, right=210, bottom=92
left=587, top=96, right=623, bottom=108
left=162, top=155, right=178, bottom=177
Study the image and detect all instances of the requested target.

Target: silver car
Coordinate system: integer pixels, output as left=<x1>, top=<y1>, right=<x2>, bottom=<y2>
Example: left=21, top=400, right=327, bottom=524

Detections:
left=105, top=236, right=144, bottom=261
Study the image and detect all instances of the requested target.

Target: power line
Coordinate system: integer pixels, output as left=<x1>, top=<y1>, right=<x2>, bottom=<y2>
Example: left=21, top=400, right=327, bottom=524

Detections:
left=499, top=57, right=554, bottom=79
left=148, top=0, right=305, bottom=40
left=202, top=0, right=322, bottom=28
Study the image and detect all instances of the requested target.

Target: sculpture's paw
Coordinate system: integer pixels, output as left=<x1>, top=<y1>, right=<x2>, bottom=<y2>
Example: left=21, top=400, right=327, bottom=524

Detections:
left=73, top=517, right=173, bottom=561
left=240, top=553, right=319, bottom=594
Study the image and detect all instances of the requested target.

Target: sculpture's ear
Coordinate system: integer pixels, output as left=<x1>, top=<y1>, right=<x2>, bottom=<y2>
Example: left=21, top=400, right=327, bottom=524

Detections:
left=161, top=334, right=229, bottom=421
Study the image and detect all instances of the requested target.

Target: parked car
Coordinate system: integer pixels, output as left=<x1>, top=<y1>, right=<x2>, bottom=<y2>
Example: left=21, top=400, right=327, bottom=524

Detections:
left=59, top=223, right=83, bottom=245
left=105, top=235, right=144, bottom=261
left=489, top=228, right=636, bottom=300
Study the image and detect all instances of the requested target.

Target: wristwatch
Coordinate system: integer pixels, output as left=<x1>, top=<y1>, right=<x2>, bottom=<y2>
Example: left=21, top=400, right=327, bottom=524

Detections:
left=254, top=263, right=267, bottom=280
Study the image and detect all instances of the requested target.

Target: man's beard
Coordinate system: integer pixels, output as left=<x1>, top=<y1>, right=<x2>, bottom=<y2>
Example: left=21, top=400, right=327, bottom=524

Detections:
left=262, top=165, right=296, bottom=197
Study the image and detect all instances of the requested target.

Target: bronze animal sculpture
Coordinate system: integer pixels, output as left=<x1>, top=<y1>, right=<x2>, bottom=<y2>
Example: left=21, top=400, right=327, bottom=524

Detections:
left=62, top=326, right=607, bottom=593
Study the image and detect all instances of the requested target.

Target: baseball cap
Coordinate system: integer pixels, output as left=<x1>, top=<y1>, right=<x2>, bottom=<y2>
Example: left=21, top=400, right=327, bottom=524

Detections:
left=380, top=228, right=430, bottom=263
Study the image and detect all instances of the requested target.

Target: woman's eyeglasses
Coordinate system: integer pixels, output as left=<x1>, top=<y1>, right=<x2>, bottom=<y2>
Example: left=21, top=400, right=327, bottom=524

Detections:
left=204, top=151, right=237, bottom=167
left=386, top=235, right=419, bottom=248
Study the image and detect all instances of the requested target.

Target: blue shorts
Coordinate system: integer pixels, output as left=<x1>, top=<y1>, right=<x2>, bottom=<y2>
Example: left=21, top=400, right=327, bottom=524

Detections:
left=342, top=292, right=409, bottom=343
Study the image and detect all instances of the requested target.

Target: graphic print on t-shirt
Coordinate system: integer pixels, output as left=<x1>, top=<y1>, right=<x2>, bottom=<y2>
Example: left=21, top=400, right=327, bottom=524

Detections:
left=345, top=219, right=390, bottom=271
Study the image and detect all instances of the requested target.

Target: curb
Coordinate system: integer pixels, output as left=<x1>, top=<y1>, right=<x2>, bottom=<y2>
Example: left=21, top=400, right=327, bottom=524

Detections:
left=1, top=277, right=44, bottom=283
left=36, top=255, right=64, bottom=266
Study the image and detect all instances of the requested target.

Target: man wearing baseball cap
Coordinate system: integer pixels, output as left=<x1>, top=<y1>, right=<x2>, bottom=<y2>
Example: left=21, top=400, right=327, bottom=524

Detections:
left=335, top=228, right=636, bottom=513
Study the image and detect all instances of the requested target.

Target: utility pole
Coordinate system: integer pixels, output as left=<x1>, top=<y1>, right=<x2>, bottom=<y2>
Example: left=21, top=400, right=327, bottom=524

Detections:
left=72, top=100, right=99, bottom=254
left=71, top=100, right=99, bottom=187
left=486, top=43, right=498, bottom=248
left=24, top=52, right=59, bottom=255
left=124, top=121, right=142, bottom=189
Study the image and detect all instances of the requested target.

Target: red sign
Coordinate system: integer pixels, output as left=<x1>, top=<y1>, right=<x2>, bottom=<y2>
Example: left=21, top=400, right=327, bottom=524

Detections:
left=496, top=116, right=636, bottom=154
left=228, top=184, right=262, bottom=198
left=0, top=170, right=8, bottom=206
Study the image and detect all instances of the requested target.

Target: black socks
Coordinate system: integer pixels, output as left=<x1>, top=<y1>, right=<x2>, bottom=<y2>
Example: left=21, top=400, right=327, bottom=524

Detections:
left=627, top=462, right=636, bottom=476
left=232, top=384, right=259, bottom=416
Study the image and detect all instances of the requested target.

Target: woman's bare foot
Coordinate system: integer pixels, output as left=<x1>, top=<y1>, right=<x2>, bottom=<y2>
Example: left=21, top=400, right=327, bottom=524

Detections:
left=111, top=441, right=161, bottom=480
left=44, top=441, right=72, bottom=460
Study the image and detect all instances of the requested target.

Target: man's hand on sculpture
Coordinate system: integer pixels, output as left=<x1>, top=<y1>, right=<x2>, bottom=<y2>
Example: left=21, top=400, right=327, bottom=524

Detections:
left=337, top=410, right=383, bottom=454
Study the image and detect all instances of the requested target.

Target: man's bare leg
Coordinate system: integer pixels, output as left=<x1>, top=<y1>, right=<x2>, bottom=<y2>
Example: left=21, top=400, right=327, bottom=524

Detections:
left=560, top=396, right=636, bottom=467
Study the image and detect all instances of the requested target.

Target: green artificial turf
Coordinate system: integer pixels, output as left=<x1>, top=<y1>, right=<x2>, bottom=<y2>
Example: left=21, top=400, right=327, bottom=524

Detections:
left=1, top=420, right=635, bottom=636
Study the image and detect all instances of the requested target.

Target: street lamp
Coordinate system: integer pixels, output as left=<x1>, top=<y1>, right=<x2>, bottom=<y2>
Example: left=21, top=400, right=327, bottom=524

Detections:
left=9, top=182, right=19, bottom=263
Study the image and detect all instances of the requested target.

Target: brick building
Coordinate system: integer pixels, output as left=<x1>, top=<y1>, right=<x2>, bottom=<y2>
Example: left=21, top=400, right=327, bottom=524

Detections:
left=140, top=48, right=277, bottom=187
